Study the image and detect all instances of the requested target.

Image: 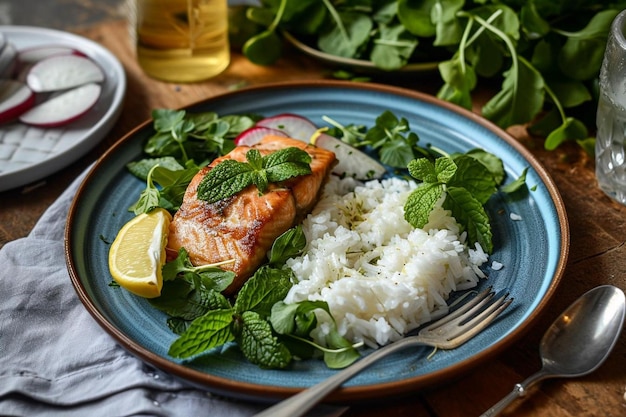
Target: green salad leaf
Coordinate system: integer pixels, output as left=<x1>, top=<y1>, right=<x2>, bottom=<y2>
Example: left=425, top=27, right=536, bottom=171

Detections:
left=235, top=1, right=626, bottom=153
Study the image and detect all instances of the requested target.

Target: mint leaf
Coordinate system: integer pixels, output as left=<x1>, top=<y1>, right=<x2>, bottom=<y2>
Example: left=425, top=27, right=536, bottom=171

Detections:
left=150, top=278, right=230, bottom=321
left=443, top=186, right=493, bottom=253
left=196, top=147, right=312, bottom=203
left=237, top=311, right=291, bottom=369
left=464, top=149, right=505, bottom=185
left=168, top=308, right=236, bottom=358
left=234, top=266, right=293, bottom=317
left=196, top=159, right=256, bottom=203
left=263, top=147, right=312, bottom=183
left=448, top=155, right=498, bottom=204
left=404, top=183, right=444, bottom=229
left=435, top=157, right=457, bottom=183
left=268, top=226, right=306, bottom=266
left=407, top=158, right=438, bottom=183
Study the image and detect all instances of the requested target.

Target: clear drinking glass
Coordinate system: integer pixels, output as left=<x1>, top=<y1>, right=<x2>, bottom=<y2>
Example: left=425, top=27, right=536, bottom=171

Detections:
left=596, top=9, right=626, bottom=205
left=128, top=0, right=230, bottom=83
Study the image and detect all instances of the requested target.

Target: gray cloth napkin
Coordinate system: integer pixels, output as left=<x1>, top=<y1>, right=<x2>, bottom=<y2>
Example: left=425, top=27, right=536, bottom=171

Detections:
left=0, top=172, right=266, bottom=417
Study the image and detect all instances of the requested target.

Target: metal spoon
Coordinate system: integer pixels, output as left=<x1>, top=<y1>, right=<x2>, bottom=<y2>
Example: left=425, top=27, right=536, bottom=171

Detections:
left=480, top=285, right=625, bottom=416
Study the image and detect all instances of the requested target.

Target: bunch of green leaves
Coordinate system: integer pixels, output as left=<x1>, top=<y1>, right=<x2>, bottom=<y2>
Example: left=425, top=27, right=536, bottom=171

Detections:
left=143, top=109, right=259, bottom=165
left=196, top=147, right=312, bottom=203
left=240, top=0, right=626, bottom=152
left=126, top=110, right=260, bottom=214
left=127, top=158, right=200, bottom=215
left=244, top=0, right=430, bottom=70
left=152, top=227, right=360, bottom=369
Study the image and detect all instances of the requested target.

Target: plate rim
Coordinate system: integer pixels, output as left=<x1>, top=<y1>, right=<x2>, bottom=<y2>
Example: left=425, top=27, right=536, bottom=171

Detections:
left=65, top=80, right=569, bottom=402
left=0, top=25, right=126, bottom=192
left=282, top=31, right=441, bottom=73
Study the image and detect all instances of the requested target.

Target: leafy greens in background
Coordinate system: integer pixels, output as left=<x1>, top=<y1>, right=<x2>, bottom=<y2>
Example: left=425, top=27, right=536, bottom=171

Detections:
left=238, top=0, right=626, bottom=153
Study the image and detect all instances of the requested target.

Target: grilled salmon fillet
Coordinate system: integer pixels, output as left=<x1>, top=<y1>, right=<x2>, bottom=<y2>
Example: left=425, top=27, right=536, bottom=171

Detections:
left=167, top=135, right=336, bottom=295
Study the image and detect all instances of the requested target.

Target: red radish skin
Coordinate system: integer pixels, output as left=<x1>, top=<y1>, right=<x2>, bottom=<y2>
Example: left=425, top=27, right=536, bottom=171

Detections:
left=255, top=113, right=387, bottom=179
left=19, top=82, right=101, bottom=127
left=256, top=113, right=318, bottom=142
left=234, top=126, right=288, bottom=146
left=0, top=80, right=35, bottom=123
left=26, top=55, right=105, bottom=93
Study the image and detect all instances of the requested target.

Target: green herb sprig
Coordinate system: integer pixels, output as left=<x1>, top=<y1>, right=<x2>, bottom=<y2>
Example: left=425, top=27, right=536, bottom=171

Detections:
left=196, top=147, right=312, bottom=203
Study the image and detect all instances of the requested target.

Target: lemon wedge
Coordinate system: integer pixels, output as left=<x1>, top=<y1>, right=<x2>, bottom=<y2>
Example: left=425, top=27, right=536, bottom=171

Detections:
left=108, top=208, right=172, bottom=298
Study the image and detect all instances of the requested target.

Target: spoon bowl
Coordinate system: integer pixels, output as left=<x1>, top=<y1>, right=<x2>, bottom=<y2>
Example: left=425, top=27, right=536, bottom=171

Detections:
left=481, top=285, right=625, bottom=416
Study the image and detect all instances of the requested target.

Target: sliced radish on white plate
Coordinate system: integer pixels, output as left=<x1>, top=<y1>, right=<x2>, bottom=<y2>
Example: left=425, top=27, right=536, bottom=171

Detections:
left=19, top=82, right=102, bottom=127
left=0, top=80, right=35, bottom=123
left=0, top=42, right=17, bottom=78
left=17, top=45, right=84, bottom=65
left=256, top=113, right=318, bottom=142
left=26, top=55, right=105, bottom=93
left=234, top=126, right=288, bottom=146
left=313, top=132, right=387, bottom=180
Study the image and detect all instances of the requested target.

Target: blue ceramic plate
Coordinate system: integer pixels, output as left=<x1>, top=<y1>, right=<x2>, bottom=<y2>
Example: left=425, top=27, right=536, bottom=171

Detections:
left=66, top=81, right=569, bottom=403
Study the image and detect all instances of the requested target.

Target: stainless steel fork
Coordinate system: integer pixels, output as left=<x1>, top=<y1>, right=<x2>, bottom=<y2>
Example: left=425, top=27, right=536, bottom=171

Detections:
left=254, top=286, right=513, bottom=417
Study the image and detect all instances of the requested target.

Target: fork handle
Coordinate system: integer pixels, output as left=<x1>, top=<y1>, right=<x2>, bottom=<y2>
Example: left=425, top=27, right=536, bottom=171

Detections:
left=253, top=337, right=428, bottom=417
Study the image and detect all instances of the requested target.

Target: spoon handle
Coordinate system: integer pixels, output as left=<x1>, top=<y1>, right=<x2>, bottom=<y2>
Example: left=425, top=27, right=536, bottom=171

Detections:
left=479, top=369, right=550, bottom=417
left=479, top=384, right=525, bottom=417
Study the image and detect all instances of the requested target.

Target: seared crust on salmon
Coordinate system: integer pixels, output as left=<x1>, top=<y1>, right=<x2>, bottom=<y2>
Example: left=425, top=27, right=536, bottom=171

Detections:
left=167, top=135, right=336, bottom=295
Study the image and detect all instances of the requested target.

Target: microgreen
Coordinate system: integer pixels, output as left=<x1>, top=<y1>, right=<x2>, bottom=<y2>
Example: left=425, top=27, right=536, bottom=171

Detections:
left=127, top=162, right=200, bottom=215
left=144, top=109, right=258, bottom=164
left=196, top=147, right=312, bottom=203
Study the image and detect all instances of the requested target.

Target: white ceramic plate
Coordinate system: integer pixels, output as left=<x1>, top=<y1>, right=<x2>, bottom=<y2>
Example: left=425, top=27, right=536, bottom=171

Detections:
left=0, top=26, right=126, bottom=192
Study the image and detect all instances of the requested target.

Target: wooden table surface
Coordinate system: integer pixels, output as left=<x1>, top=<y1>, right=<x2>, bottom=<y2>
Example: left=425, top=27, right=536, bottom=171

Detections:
left=2, top=14, right=626, bottom=417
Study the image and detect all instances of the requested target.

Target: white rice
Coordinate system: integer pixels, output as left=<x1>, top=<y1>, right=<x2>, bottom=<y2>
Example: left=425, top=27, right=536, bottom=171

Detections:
left=284, top=176, right=488, bottom=348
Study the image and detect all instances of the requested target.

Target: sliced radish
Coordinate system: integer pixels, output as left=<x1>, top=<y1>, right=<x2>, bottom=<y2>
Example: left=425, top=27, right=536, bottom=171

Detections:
left=256, top=113, right=318, bottom=142
left=0, top=42, right=17, bottom=78
left=313, top=132, right=387, bottom=180
left=0, top=80, right=35, bottom=123
left=234, top=126, right=288, bottom=146
left=19, top=82, right=101, bottom=127
left=26, top=55, right=105, bottom=93
left=17, top=45, right=84, bottom=65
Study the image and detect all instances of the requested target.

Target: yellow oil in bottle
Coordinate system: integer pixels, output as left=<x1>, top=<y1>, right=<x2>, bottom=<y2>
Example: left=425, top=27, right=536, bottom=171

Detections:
left=132, top=0, right=230, bottom=82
